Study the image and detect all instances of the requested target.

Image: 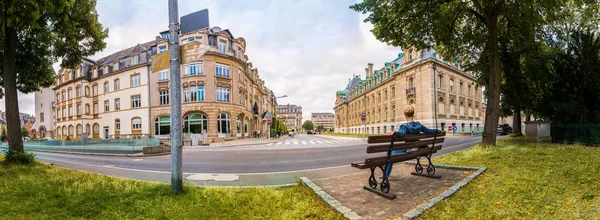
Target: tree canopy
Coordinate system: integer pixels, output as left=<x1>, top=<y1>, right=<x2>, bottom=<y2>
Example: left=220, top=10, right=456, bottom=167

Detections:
left=302, top=120, right=314, bottom=131
left=1, top=0, right=108, bottom=154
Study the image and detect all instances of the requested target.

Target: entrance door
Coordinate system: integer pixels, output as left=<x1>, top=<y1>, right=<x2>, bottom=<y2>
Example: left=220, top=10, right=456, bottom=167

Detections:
left=103, top=126, right=109, bottom=139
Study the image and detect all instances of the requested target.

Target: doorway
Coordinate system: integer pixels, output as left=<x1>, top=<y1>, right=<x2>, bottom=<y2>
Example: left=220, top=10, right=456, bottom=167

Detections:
left=103, top=126, right=109, bottom=139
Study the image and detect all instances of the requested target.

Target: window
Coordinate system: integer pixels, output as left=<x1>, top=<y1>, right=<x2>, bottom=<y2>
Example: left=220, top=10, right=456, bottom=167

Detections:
left=460, top=82, right=463, bottom=94
left=132, top=55, right=139, bottom=65
left=86, top=124, right=90, bottom=134
left=155, top=116, right=171, bottom=135
left=438, top=75, right=443, bottom=88
left=61, top=107, right=65, bottom=118
left=409, top=78, right=414, bottom=89
left=216, top=64, right=230, bottom=77
left=93, top=103, right=98, bottom=114
left=69, top=126, right=74, bottom=136
left=68, top=89, right=72, bottom=99
left=460, top=101, right=465, bottom=116
left=438, top=98, right=445, bottom=114
left=160, top=90, right=169, bottom=105
left=85, top=104, right=90, bottom=114
left=115, top=99, right=120, bottom=110
left=187, top=62, right=203, bottom=75
left=216, top=87, right=230, bottom=102
left=85, top=86, right=90, bottom=96
left=217, top=113, right=231, bottom=137
left=219, top=40, right=227, bottom=53
left=132, top=117, right=141, bottom=130
left=392, top=105, right=396, bottom=119
left=77, top=124, right=82, bottom=135
left=468, top=86, right=471, bottom=96
left=62, top=91, right=65, bottom=100
left=183, top=64, right=188, bottom=76
left=93, top=85, right=98, bottom=96
left=183, top=114, right=208, bottom=135
left=40, top=113, right=44, bottom=122
left=104, top=82, right=109, bottom=93
left=198, top=86, right=205, bottom=101
left=159, top=46, right=167, bottom=52
left=450, top=79, right=454, bottom=91
left=93, top=123, right=99, bottom=134
left=391, top=87, right=395, bottom=98
left=188, top=37, right=194, bottom=43
left=165, top=33, right=170, bottom=39
left=76, top=87, right=81, bottom=97
left=104, top=101, right=109, bottom=112
left=114, top=79, right=120, bottom=90
left=132, top=95, right=141, bottom=108
left=56, top=94, right=60, bottom=102
left=159, top=70, right=169, bottom=81
left=115, top=119, right=121, bottom=131
left=77, top=104, right=81, bottom=115
left=131, top=74, right=141, bottom=87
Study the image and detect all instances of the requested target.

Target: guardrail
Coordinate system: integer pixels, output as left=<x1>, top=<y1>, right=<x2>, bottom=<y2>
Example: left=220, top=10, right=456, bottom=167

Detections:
left=0, top=138, right=160, bottom=155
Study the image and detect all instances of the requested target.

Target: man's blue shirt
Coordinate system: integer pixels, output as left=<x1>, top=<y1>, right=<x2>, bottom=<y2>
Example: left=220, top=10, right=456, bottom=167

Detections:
left=396, top=121, right=438, bottom=137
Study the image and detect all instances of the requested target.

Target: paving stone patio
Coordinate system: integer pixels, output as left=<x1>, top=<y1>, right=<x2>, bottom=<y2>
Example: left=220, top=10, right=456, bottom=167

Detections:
left=311, top=163, right=475, bottom=219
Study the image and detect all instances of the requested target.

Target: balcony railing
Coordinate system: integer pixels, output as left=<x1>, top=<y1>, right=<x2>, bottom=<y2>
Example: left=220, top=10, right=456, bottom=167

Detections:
left=406, top=87, right=416, bottom=95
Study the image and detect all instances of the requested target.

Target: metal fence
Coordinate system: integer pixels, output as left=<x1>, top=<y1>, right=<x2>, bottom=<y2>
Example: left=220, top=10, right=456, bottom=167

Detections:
left=0, top=138, right=160, bottom=155
left=551, top=124, right=600, bottom=146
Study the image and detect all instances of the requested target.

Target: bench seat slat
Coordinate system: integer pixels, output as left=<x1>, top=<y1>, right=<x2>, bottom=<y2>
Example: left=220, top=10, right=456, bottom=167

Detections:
left=366, top=138, right=444, bottom=153
left=367, top=132, right=446, bottom=144
left=351, top=145, right=442, bottom=169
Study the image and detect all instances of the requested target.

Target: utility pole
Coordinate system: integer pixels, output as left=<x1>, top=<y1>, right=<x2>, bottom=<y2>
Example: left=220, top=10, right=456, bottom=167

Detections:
left=168, top=0, right=183, bottom=193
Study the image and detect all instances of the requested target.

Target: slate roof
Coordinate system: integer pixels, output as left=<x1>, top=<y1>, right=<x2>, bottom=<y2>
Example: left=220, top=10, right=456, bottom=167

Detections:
left=94, top=40, right=156, bottom=66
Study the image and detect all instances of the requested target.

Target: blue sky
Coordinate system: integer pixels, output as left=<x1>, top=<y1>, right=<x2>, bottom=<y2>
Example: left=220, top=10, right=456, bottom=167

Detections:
left=15, top=0, right=402, bottom=121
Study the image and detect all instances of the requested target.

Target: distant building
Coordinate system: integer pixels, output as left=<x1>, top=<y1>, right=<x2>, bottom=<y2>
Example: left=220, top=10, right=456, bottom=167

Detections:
left=276, top=104, right=303, bottom=132
left=33, top=86, right=56, bottom=138
left=0, top=111, right=36, bottom=127
left=311, top=113, right=335, bottom=131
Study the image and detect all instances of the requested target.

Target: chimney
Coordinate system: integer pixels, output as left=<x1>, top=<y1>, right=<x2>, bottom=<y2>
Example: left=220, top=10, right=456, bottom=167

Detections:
left=368, top=63, right=373, bottom=77
left=365, top=68, right=369, bottom=77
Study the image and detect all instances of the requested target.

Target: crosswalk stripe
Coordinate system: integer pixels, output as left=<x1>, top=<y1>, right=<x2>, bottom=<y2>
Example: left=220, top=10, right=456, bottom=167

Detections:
left=276, top=142, right=282, bottom=145
left=267, top=143, right=273, bottom=146
left=309, top=141, right=315, bottom=144
left=301, top=141, right=307, bottom=144
left=285, top=141, right=290, bottom=145
left=293, top=141, right=298, bottom=144
left=323, top=141, right=332, bottom=144
left=331, top=141, right=340, bottom=143
left=316, top=141, right=323, bottom=144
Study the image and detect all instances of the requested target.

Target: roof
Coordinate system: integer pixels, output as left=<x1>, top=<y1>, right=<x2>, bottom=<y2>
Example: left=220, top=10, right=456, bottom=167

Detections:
left=94, top=40, right=156, bottom=66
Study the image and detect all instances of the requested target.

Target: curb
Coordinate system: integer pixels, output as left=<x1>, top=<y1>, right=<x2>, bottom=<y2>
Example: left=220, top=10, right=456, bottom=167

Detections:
left=300, top=177, right=361, bottom=220
left=26, top=149, right=166, bottom=157
left=301, top=164, right=486, bottom=220
left=187, top=136, right=290, bottom=148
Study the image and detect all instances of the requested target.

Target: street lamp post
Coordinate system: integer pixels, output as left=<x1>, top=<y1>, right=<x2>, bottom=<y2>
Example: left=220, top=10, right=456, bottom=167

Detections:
left=168, top=0, right=183, bottom=193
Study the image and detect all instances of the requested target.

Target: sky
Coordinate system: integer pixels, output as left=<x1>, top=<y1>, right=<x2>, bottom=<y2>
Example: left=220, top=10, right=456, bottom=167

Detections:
left=7, top=0, right=401, bottom=122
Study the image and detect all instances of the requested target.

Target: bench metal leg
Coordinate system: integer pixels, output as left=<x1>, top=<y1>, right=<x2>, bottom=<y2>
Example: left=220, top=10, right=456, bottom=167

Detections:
left=411, top=154, right=441, bottom=179
left=364, top=165, right=397, bottom=200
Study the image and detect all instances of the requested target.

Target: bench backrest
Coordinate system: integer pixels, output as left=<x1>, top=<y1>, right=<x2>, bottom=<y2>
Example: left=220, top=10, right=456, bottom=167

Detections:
left=366, top=132, right=446, bottom=154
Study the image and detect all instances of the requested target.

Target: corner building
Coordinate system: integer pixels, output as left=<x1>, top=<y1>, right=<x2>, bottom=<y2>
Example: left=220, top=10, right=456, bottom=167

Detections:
left=334, top=49, right=483, bottom=134
left=150, top=27, right=276, bottom=143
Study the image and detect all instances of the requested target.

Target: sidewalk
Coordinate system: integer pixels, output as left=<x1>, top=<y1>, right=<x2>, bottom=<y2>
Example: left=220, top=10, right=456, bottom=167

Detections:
left=314, top=134, right=367, bottom=141
left=186, top=136, right=289, bottom=148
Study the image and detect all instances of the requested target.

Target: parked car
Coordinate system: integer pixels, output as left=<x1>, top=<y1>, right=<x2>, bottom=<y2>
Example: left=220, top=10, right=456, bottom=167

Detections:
left=497, top=124, right=513, bottom=135
left=307, top=130, right=314, bottom=135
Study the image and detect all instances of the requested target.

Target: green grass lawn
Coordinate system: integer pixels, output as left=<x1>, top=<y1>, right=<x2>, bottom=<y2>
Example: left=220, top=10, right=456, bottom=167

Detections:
left=421, top=137, right=600, bottom=219
left=0, top=157, right=343, bottom=219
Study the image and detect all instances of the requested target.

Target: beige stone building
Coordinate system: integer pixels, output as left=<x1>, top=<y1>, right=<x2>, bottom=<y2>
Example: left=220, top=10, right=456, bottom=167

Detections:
left=334, top=49, right=484, bottom=134
left=276, top=104, right=303, bottom=132
left=311, top=113, right=335, bottom=131
left=33, top=87, right=55, bottom=139
left=149, top=27, right=276, bottom=143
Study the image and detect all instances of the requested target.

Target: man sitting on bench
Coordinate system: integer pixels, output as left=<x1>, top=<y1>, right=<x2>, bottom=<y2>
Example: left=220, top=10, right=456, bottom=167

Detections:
left=382, top=105, right=440, bottom=178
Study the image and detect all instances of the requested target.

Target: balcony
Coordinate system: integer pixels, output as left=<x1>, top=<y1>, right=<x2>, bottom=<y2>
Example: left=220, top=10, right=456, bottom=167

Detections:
left=406, top=87, right=416, bottom=95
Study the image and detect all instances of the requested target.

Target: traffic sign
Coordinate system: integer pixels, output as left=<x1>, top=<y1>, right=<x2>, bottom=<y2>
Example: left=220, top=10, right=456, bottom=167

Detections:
left=361, top=115, right=366, bottom=121
left=452, top=126, right=457, bottom=131
left=267, top=120, right=272, bottom=125
left=448, top=126, right=452, bottom=131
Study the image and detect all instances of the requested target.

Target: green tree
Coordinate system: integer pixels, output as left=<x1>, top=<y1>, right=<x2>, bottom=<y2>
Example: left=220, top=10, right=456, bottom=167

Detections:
left=302, top=120, right=314, bottom=131
left=350, top=0, right=569, bottom=145
left=20, top=127, right=28, bottom=137
left=316, top=125, right=325, bottom=133
left=1, top=127, right=7, bottom=142
left=0, top=0, right=108, bottom=153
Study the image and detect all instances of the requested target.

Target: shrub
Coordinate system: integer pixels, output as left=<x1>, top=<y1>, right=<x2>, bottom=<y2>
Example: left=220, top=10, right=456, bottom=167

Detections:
left=3, top=149, right=35, bottom=165
left=510, top=133, right=524, bottom=137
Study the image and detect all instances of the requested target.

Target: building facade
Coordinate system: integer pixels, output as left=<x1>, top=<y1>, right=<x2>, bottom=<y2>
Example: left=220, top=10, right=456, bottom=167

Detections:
left=276, top=104, right=303, bottom=132
left=33, top=87, right=56, bottom=138
left=311, top=113, right=335, bottom=131
left=334, top=49, right=484, bottom=134
left=149, top=26, right=277, bottom=143
left=44, top=24, right=277, bottom=142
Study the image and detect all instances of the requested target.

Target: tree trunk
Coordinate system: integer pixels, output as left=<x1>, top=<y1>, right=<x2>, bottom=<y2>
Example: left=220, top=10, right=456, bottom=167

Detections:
left=525, top=109, right=531, bottom=122
left=482, top=15, right=502, bottom=146
left=3, top=0, right=24, bottom=152
left=513, top=107, right=521, bottom=135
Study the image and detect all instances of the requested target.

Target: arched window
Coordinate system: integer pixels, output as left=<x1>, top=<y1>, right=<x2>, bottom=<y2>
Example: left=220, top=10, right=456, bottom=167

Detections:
left=184, top=114, right=207, bottom=134
left=385, top=107, right=388, bottom=120
left=460, top=101, right=465, bottom=116
left=409, top=99, right=415, bottom=105
left=236, top=116, right=242, bottom=136
left=450, top=100, right=456, bottom=114
left=77, top=124, right=82, bottom=135
left=217, top=113, right=231, bottom=137
left=57, top=126, right=62, bottom=136
left=115, top=119, right=121, bottom=131
left=391, top=87, right=395, bottom=98
left=438, top=97, right=445, bottom=114
left=155, top=116, right=171, bottom=136
left=93, top=123, right=99, bottom=134
left=69, top=125, right=74, bottom=136
left=62, top=126, right=66, bottom=137
left=86, top=124, right=90, bottom=134
left=85, top=86, right=90, bottom=96
left=409, top=78, right=414, bottom=89
left=392, top=105, right=396, bottom=119
left=476, top=105, right=480, bottom=117
left=468, top=103, right=473, bottom=116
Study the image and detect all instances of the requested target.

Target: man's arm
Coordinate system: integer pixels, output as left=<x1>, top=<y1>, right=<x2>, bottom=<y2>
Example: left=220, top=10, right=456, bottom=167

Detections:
left=396, top=125, right=408, bottom=137
left=419, top=124, right=439, bottom=134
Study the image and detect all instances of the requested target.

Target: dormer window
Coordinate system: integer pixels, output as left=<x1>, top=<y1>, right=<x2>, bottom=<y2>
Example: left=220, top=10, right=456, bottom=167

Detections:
left=188, top=37, right=194, bottom=43
left=219, top=40, right=227, bottom=53
left=132, top=55, right=139, bottom=65
left=159, top=46, right=167, bottom=53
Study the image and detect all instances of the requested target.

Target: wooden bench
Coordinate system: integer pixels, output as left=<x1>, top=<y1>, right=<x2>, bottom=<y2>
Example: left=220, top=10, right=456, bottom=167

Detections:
left=351, top=132, right=446, bottom=199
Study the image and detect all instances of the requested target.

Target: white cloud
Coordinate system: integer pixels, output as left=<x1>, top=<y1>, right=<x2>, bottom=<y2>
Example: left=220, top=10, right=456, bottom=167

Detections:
left=20, top=0, right=401, bottom=121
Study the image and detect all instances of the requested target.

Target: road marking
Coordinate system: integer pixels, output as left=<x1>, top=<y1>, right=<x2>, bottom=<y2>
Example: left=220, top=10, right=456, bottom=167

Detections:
left=301, top=141, right=307, bottom=145
left=276, top=142, right=282, bottom=145
left=132, top=159, right=143, bottom=162
left=331, top=141, right=340, bottom=143
left=293, top=141, right=298, bottom=145
left=267, top=143, right=273, bottom=146
left=316, top=141, right=323, bottom=144
left=309, top=141, right=315, bottom=144
left=285, top=141, right=290, bottom=145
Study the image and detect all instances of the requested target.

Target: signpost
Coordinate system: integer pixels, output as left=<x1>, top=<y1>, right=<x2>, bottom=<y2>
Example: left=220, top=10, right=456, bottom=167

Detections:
left=452, top=125, right=457, bottom=136
left=168, top=0, right=183, bottom=193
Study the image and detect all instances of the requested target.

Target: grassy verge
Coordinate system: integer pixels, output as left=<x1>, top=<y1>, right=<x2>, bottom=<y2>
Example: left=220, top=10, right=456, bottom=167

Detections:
left=421, top=137, right=600, bottom=219
left=0, top=156, right=343, bottom=219
left=320, top=132, right=379, bottom=138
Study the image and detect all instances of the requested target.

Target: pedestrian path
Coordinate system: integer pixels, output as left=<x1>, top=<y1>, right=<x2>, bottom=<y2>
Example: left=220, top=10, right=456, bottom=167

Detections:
left=268, top=139, right=362, bottom=146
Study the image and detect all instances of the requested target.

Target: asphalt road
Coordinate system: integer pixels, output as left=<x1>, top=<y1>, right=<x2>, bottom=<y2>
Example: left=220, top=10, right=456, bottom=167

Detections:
left=35, top=134, right=484, bottom=174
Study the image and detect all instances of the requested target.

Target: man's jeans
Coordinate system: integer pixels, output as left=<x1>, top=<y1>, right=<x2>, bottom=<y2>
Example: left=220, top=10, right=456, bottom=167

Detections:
left=384, top=149, right=406, bottom=177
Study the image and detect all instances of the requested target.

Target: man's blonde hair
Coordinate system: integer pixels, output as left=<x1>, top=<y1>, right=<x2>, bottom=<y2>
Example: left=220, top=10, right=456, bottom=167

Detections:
left=404, top=105, right=415, bottom=118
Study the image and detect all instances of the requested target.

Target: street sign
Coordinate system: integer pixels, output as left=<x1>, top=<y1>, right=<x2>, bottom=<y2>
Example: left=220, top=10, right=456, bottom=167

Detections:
left=452, top=126, right=457, bottom=131
left=361, top=115, right=366, bottom=121
left=267, top=120, right=272, bottom=125
left=448, top=126, right=452, bottom=131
